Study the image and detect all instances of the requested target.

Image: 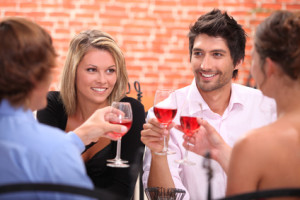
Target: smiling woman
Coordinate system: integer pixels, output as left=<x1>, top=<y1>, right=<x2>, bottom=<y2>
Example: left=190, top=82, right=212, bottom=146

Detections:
left=75, top=48, right=117, bottom=114
left=36, top=30, right=145, bottom=199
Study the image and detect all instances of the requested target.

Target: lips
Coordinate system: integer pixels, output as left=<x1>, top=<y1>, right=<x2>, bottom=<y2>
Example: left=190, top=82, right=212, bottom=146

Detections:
left=92, top=87, right=107, bottom=92
left=201, top=72, right=216, bottom=78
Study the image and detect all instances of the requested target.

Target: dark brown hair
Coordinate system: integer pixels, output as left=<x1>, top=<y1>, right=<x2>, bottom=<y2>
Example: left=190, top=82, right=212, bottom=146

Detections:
left=255, top=10, right=300, bottom=80
left=0, top=17, right=57, bottom=106
left=188, top=9, right=247, bottom=78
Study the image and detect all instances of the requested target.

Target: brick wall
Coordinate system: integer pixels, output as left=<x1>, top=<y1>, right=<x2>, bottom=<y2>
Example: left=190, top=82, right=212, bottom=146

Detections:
left=1, top=0, right=300, bottom=110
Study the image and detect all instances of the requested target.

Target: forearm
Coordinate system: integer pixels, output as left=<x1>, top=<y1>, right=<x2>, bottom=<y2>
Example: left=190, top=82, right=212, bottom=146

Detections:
left=147, top=154, right=175, bottom=188
left=213, top=143, right=232, bottom=174
left=73, top=122, right=94, bottom=146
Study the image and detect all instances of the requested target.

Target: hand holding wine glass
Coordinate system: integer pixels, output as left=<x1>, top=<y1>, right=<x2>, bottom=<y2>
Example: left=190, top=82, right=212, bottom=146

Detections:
left=175, top=101, right=201, bottom=165
left=153, top=89, right=177, bottom=155
left=106, top=102, right=132, bottom=168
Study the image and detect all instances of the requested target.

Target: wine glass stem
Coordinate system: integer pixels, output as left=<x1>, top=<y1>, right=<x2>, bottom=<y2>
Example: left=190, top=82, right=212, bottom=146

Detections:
left=162, top=125, right=169, bottom=152
left=184, top=137, right=190, bottom=160
left=116, top=139, right=121, bottom=160
left=163, top=135, right=168, bottom=152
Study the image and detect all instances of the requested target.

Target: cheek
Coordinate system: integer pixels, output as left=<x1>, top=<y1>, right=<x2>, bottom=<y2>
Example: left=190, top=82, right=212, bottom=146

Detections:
left=251, top=62, right=261, bottom=83
left=76, top=72, right=90, bottom=89
left=109, top=74, right=117, bottom=87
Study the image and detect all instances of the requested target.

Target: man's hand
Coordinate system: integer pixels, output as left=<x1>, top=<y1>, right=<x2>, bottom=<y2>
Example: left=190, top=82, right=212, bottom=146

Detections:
left=141, top=118, right=174, bottom=154
left=73, top=106, right=128, bottom=145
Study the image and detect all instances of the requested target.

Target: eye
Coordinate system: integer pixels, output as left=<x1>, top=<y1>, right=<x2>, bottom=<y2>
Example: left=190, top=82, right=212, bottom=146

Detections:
left=193, top=51, right=203, bottom=56
left=106, top=68, right=116, bottom=74
left=213, top=52, right=223, bottom=57
left=87, top=67, right=97, bottom=72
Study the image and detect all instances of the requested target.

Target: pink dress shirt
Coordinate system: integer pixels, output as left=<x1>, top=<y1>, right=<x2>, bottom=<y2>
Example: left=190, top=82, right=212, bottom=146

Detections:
left=143, top=79, right=277, bottom=200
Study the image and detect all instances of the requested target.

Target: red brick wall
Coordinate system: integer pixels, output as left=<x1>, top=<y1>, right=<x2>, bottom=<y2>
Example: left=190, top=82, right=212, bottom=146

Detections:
left=1, top=0, right=299, bottom=110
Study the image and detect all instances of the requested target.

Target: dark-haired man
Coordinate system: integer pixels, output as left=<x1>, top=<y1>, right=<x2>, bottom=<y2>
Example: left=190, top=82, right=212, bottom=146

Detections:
left=141, top=9, right=276, bottom=199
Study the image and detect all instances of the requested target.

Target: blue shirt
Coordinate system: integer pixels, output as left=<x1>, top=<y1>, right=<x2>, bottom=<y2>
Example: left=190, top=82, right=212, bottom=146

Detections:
left=0, top=100, right=93, bottom=199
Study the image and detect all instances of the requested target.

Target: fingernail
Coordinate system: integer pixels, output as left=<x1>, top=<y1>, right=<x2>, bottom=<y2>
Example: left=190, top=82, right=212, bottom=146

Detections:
left=121, top=126, right=127, bottom=133
left=163, top=129, right=168, bottom=136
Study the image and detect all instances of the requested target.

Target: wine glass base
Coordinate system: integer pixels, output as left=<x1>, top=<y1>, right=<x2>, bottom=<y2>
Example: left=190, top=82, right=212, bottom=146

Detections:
left=107, top=158, right=128, bottom=163
left=154, top=149, right=176, bottom=156
left=154, top=151, right=167, bottom=156
left=107, top=162, right=130, bottom=168
left=175, top=159, right=195, bottom=166
left=167, top=150, right=176, bottom=155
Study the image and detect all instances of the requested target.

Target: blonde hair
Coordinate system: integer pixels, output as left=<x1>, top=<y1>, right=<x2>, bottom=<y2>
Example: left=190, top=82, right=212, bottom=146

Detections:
left=60, top=30, right=128, bottom=115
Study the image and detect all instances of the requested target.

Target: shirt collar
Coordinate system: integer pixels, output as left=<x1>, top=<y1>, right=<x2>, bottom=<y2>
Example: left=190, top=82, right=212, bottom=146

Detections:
left=0, top=99, right=35, bottom=120
left=185, top=79, right=244, bottom=115
left=228, top=83, right=245, bottom=111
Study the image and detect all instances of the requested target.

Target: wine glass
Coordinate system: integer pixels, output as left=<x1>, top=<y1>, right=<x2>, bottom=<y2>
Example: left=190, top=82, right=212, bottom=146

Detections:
left=106, top=102, right=132, bottom=168
left=175, top=101, right=201, bottom=165
left=153, top=89, right=177, bottom=155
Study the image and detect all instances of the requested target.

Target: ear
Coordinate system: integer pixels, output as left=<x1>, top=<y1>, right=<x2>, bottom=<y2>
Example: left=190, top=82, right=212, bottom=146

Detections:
left=235, top=59, right=243, bottom=70
left=264, top=57, right=278, bottom=78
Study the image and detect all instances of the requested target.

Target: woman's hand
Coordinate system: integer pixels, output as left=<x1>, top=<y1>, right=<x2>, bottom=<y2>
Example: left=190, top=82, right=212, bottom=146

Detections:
left=179, top=118, right=232, bottom=173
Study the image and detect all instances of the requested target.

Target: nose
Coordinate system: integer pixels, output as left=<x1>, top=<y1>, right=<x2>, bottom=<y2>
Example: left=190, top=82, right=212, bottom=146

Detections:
left=200, top=55, right=210, bottom=70
left=96, top=72, right=107, bottom=84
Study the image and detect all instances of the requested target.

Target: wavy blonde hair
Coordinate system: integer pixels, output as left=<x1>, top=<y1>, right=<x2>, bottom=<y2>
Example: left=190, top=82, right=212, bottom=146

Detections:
left=60, top=30, right=128, bottom=115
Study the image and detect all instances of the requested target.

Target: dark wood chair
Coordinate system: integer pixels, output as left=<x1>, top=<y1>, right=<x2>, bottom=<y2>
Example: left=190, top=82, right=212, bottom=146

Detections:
left=0, top=183, right=123, bottom=200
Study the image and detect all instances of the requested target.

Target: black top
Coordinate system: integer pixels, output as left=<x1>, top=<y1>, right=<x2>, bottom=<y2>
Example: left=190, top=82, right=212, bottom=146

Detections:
left=37, top=91, right=145, bottom=199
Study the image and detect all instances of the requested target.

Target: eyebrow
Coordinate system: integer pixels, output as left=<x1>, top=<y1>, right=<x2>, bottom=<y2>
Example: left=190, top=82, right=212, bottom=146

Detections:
left=192, top=48, right=227, bottom=54
left=87, top=64, right=116, bottom=68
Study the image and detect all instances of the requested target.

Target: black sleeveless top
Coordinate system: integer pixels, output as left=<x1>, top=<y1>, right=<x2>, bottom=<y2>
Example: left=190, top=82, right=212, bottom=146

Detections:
left=37, top=91, right=145, bottom=199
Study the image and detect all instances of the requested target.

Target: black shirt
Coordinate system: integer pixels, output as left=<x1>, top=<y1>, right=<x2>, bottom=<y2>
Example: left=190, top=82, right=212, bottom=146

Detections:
left=37, top=91, right=145, bottom=199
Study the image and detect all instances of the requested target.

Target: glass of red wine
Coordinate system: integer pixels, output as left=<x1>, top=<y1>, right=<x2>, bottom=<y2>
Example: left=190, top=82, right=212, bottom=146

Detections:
left=153, top=89, right=177, bottom=155
left=106, top=102, right=132, bottom=168
left=175, top=101, right=200, bottom=165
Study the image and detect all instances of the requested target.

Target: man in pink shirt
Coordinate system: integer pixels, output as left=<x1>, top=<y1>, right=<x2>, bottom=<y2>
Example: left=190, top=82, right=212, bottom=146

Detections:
left=141, top=9, right=276, bottom=200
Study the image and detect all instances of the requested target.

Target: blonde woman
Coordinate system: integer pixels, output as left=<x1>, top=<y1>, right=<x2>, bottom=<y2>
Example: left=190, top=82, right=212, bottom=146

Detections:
left=37, top=30, right=145, bottom=199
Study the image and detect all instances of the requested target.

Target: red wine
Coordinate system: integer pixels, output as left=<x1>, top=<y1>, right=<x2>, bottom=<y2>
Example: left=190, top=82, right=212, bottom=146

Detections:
left=154, top=107, right=177, bottom=125
left=180, top=116, right=200, bottom=137
left=109, top=119, right=132, bottom=137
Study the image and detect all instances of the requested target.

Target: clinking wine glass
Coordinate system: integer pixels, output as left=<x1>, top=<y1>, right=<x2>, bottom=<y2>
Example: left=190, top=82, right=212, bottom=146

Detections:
left=153, top=89, right=177, bottom=155
left=175, top=101, right=201, bottom=165
left=106, top=102, right=132, bottom=168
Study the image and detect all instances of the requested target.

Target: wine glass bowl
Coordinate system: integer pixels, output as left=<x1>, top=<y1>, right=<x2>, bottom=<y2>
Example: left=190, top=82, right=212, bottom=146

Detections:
left=180, top=116, right=199, bottom=137
left=175, top=101, right=201, bottom=165
left=108, top=117, right=132, bottom=139
left=153, top=89, right=177, bottom=155
left=154, top=107, right=177, bottom=127
left=106, top=102, right=132, bottom=168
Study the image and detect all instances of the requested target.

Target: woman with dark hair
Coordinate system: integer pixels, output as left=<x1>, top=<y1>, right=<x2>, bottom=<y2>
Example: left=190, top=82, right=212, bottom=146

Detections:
left=226, top=10, right=300, bottom=196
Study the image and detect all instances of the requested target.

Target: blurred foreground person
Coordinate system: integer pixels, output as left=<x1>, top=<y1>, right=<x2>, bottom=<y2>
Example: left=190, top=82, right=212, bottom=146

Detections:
left=226, top=10, right=300, bottom=196
left=0, top=17, right=127, bottom=199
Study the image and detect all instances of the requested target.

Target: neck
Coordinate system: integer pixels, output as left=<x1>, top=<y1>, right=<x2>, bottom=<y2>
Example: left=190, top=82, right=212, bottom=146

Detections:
left=273, top=82, right=300, bottom=119
left=74, top=98, right=108, bottom=122
left=198, top=83, right=231, bottom=116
